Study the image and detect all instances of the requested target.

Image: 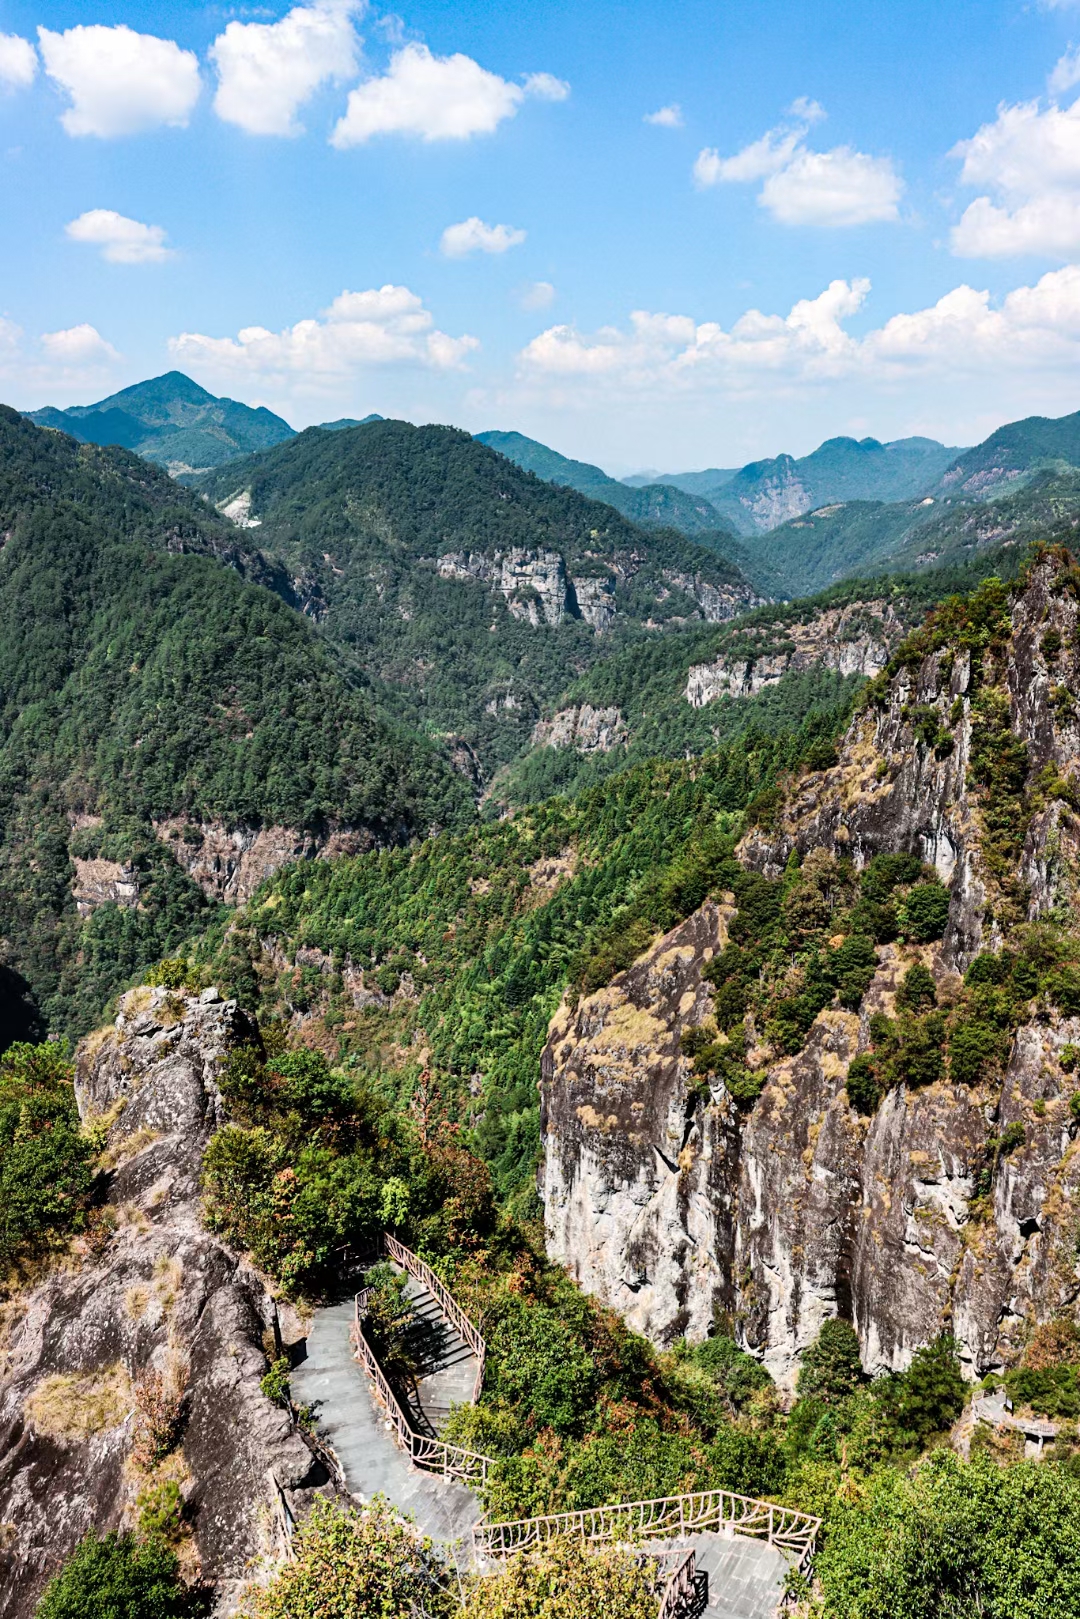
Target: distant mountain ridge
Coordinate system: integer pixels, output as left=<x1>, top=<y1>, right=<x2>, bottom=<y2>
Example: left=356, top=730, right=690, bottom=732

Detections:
left=631, top=435, right=962, bottom=535
left=28, top=371, right=296, bottom=475
left=473, top=429, right=732, bottom=536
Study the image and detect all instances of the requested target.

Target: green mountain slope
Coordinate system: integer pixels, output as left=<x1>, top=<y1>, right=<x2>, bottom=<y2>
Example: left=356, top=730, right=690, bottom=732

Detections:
left=0, top=406, right=472, bottom=1039
left=192, top=419, right=763, bottom=776
left=28, top=370, right=295, bottom=474
left=474, top=428, right=731, bottom=535
left=933, top=407, right=1080, bottom=500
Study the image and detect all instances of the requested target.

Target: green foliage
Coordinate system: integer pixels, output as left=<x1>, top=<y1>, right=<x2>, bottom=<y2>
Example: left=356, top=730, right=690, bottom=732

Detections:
left=796, top=1320, right=865, bottom=1405
left=459, top=1535, right=656, bottom=1619
left=0, top=1041, right=93, bottom=1272
left=815, top=1450, right=1080, bottom=1619
left=260, top=1357, right=292, bottom=1406
left=135, top=1480, right=185, bottom=1547
left=488, top=1302, right=599, bottom=1436
left=144, top=960, right=199, bottom=993
left=1005, top=1362, right=1080, bottom=1419
left=34, top=1530, right=198, bottom=1619
left=896, top=881, right=950, bottom=942
left=845, top=1054, right=883, bottom=1116
left=873, top=1336, right=967, bottom=1450
left=896, top=962, right=937, bottom=1012
left=250, top=1496, right=447, bottom=1619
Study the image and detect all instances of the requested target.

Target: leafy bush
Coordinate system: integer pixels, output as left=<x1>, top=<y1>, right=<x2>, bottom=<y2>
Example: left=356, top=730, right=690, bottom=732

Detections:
left=459, top=1536, right=655, bottom=1619
left=489, top=1303, right=599, bottom=1436
left=846, top=1053, right=882, bottom=1116
left=897, top=882, right=950, bottom=942
left=949, top=1019, right=1006, bottom=1085
left=873, top=1336, right=967, bottom=1449
left=250, top=1497, right=447, bottom=1619
left=0, top=1042, right=93, bottom=1272
left=896, top=962, right=937, bottom=1012
left=796, top=1320, right=864, bottom=1405
left=34, top=1531, right=198, bottom=1619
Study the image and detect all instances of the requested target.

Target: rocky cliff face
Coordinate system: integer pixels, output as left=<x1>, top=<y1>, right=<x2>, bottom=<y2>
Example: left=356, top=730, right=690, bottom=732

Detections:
left=532, top=705, right=628, bottom=754
left=153, top=819, right=376, bottom=906
left=685, top=601, right=902, bottom=708
left=0, top=987, right=327, bottom=1614
left=541, top=555, right=1080, bottom=1389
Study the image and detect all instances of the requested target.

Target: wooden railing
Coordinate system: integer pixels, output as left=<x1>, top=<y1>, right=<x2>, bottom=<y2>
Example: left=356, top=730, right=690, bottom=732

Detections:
left=472, top=1487, right=821, bottom=1572
left=352, top=1256, right=491, bottom=1489
left=384, top=1233, right=486, bottom=1403
left=656, top=1549, right=697, bottom=1619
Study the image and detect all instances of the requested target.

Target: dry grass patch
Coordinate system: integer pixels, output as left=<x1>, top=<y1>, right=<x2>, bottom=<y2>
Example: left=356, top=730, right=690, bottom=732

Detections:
left=26, top=1363, right=133, bottom=1440
left=99, top=1125, right=161, bottom=1173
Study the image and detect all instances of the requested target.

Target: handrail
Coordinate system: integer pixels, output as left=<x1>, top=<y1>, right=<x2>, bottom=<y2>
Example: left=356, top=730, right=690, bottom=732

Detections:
left=353, top=1289, right=492, bottom=1489
left=384, top=1233, right=486, bottom=1403
left=656, top=1549, right=697, bottom=1619
left=472, top=1487, right=821, bottom=1573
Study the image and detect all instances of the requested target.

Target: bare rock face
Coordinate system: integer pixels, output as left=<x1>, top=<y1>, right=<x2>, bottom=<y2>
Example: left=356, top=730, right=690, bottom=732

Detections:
left=0, top=986, right=327, bottom=1614
left=542, top=558, right=1080, bottom=1389
left=659, top=569, right=768, bottom=624
left=437, top=548, right=572, bottom=627
left=685, top=601, right=903, bottom=708
left=532, top=705, right=627, bottom=754
left=71, top=858, right=141, bottom=918
left=153, top=819, right=376, bottom=905
left=738, top=558, right=1080, bottom=969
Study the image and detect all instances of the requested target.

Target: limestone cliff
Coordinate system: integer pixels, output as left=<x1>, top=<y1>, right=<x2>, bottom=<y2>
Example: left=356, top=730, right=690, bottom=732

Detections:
left=0, top=987, right=327, bottom=1614
left=541, top=554, right=1080, bottom=1390
left=685, top=601, right=903, bottom=708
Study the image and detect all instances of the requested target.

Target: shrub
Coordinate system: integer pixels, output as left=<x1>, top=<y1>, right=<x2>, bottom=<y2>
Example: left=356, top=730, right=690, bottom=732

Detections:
left=846, top=1054, right=882, bottom=1116
left=897, top=882, right=950, bottom=943
left=489, top=1303, right=599, bottom=1436
left=896, top=963, right=936, bottom=1012
left=250, top=1497, right=446, bottom=1619
left=34, top=1531, right=197, bottom=1619
left=136, top=1479, right=185, bottom=1546
left=948, top=1019, right=1006, bottom=1086
left=875, top=1336, right=967, bottom=1449
left=143, top=960, right=197, bottom=992
left=459, top=1536, right=655, bottom=1619
left=0, top=1042, right=93, bottom=1272
left=796, top=1319, right=864, bottom=1405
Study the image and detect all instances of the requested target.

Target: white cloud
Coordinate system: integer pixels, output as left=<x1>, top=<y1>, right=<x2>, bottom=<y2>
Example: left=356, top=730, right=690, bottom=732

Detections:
left=0, top=33, right=36, bottom=90
left=761, top=147, right=902, bottom=226
left=695, top=108, right=902, bottom=226
left=211, top=0, right=362, bottom=137
left=330, top=42, right=567, bottom=145
left=517, top=265, right=1080, bottom=397
left=440, top=217, right=526, bottom=257
left=519, top=280, right=556, bottom=310
left=65, top=209, right=173, bottom=265
left=787, top=96, right=826, bottom=123
left=40, top=324, right=120, bottom=364
left=951, top=94, right=1080, bottom=257
left=1050, top=45, right=1080, bottom=96
left=645, top=103, right=683, bottom=128
left=37, top=24, right=200, bottom=138
left=170, top=285, right=477, bottom=389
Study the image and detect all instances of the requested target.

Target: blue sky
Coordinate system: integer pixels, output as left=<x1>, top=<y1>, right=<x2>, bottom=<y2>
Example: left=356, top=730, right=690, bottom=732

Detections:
left=3, top=0, right=1080, bottom=470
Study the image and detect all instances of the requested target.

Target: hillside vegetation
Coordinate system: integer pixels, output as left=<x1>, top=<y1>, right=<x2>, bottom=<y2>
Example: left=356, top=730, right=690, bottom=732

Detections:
left=193, top=419, right=761, bottom=775
left=0, top=407, right=470, bottom=1040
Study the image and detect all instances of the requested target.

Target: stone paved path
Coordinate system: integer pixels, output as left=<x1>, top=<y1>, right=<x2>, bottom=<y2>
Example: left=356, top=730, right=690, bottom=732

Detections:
left=289, top=1299, right=480, bottom=1555
left=654, top=1533, right=789, bottom=1618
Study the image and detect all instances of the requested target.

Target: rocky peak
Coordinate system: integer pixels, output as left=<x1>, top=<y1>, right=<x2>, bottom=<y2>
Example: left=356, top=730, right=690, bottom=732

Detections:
left=0, top=986, right=327, bottom=1614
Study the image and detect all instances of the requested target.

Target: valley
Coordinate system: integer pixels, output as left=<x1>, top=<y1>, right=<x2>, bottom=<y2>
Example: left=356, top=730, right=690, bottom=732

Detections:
left=6, top=384, right=1080, bottom=1619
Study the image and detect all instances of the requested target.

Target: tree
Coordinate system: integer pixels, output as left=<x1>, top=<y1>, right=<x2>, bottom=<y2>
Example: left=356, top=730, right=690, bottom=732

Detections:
left=459, top=1535, right=656, bottom=1619
left=34, top=1531, right=197, bottom=1619
left=796, top=1319, right=864, bottom=1405
left=251, top=1498, right=447, bottom=1619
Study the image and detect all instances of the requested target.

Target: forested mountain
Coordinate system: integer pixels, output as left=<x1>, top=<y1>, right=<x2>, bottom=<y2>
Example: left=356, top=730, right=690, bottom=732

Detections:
left=193, top=418, right=764, bottom=775
left=0, top=406, right=471, bottom=1039
left=932, top=406, right=1080, bottom=499
left=473, top=428, right=731, bottom=535
left=27, top=370, right=295, bottom=475
left=629, top=434, right=960, bottom=534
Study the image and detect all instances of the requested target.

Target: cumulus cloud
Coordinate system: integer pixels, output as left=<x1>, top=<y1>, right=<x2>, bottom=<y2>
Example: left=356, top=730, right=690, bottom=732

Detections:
left=211, top=0, right=362, bottom=137
left=951, top=94, right=1080, bottom=257
left=40, top=324, right=120, bottom=364
left=331, top=42, right=567, bottom=144
left=0, top=33, right=36, bottom=90
left=516, top=266, right=1080, bottom=396
left=1050, top=45, right=1080, bottom=96
left=38, top=24, right=200, bottom=137
left=695, top=107, right=901, bottom=225
left=65, top=209, right=173, bottom=265
left=169, top=285, right=478, bottom=388
left=518, top=280, right=556, bottom=310
left=645, top=103, right=683, bottom=128
left=440, top=217, right=526, bottom=257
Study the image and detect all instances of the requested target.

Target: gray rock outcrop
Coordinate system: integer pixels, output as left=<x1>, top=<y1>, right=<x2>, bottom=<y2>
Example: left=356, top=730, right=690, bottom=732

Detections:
left=685, top=601, right=902, bottom=708
left=0, top=986, right=327, bottom=1614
